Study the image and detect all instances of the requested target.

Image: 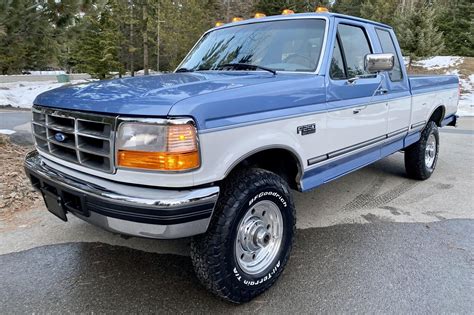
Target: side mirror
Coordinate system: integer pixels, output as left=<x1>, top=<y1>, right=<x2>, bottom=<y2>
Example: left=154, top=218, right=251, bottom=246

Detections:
left=365, top=53, right=395, bottom=73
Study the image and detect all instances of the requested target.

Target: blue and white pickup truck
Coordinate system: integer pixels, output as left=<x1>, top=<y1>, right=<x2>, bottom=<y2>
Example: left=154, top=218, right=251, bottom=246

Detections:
left=25, top=11, right=459, bottom=302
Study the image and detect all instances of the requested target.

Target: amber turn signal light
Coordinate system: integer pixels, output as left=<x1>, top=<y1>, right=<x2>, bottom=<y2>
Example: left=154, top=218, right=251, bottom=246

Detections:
left=118, top=150, right=200, bottom=171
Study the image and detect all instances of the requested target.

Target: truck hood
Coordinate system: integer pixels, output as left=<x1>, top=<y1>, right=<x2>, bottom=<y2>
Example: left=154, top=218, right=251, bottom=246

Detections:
left=34, top=72, right=296, bottom=116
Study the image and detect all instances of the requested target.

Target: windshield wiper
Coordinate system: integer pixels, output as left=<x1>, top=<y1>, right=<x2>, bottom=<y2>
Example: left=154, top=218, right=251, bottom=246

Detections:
left=175, top=67, right=194, bottom=73
left=218, top=63, right=277, bottom=75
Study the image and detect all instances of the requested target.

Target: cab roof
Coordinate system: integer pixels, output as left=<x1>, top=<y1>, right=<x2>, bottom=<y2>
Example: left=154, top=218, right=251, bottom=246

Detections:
left=212, top=12, right=392, bottom=32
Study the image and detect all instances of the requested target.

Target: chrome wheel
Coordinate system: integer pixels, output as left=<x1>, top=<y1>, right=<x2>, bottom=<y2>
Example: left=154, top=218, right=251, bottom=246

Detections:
left=235, top=200, right=283, bottom=275
left=425, top=133, right=437, bottom=169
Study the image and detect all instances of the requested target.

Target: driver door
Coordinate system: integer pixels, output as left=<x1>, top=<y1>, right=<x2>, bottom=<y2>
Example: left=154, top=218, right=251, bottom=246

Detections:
left=325, top=21, right=388, bottom=156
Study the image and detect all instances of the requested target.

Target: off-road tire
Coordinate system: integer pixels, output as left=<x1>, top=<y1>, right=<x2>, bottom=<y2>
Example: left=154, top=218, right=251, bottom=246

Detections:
left=405, top=121, right=439, bottom=180
left=190, top=168, right=295, bottom=303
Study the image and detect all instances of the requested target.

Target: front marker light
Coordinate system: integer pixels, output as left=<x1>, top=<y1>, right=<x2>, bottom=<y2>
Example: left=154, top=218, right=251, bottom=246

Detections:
left=116, top=122, right=200, bottom=171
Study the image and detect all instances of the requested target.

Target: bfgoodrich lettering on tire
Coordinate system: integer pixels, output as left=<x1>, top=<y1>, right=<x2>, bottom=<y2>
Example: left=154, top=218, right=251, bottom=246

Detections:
left=190, top=168, right=295, bottom=303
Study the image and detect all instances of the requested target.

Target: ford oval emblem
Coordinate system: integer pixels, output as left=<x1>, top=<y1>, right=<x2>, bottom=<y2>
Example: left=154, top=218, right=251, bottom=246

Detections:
left=54, top=132, right=67, bottom=142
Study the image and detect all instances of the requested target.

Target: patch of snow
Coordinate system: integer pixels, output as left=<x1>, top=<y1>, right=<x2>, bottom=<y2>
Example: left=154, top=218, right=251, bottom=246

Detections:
left=134, top=69, right=162, bottom=76
left=0, top=129, right=16, bottom=135
left=457, top=98, right=473, bottom=117
left=402, top=56, right=410, bottom=67
left=413, top=56, right=463, bottom=70
left=456, top=74, right=474, bottom=117
left=446, top=69, right=459, bottom=76
left=457, top=74, right=473, bottom=117
left=0, top=80, right=89, bottom=108
left=459, top=75, right=471, bottom=91
left=28, top=71, right=66, bottom=75
left=414, top=57, right=473, bottom=117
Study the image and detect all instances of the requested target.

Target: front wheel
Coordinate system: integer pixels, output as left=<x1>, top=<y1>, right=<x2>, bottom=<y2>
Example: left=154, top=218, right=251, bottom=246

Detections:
left=190, top=168, right=295, bottom=303
left=405, top=121, right=439, bottom=180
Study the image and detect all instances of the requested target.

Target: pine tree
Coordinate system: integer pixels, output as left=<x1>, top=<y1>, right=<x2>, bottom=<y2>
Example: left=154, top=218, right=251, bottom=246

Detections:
left=0, top=0, right=57, bottom=74
left=71, top=2, right=124, bottom=79
left=436, top=0, right=473, bottom=57
left=220, top=0, right=259, bottom=20
left=254, top=0, right=330, bottom=16
left=332, top=0, right=364, bottom=17
left=394, top=2, right=445, bottom=59
left=359, top=0, right=398, bottom=25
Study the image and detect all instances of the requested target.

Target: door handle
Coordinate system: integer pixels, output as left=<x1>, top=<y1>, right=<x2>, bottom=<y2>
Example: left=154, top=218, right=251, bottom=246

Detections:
left=353, top=106, right=366, bottom=114
left=377, top=88, right=388, bottom=95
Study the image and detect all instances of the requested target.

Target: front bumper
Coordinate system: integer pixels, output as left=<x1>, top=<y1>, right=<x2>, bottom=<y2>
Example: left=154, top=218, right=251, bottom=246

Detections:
left=24, top=150, right=220, bottom=239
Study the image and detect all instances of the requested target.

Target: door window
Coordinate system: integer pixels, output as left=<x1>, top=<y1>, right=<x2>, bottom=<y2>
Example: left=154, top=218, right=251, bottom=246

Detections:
left=330, top=24, right=372, bottom=79
left=376, top=28, right=403, bottom=81
left=330, top=37, right=346, bottom=79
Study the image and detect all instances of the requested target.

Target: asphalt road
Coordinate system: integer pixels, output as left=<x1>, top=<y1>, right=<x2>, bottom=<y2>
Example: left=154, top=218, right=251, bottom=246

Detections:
left=0, top=111, right=473, bottom=313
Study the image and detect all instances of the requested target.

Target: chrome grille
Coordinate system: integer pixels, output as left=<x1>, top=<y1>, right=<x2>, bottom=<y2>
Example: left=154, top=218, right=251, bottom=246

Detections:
left=31, top=105, right=117, bottom=173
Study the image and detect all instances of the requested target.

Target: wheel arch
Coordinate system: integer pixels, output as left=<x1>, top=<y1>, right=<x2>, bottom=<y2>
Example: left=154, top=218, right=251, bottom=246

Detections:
left=428, top=105, right=446, bottom=127
left=223, top=145, right=304, bottom=191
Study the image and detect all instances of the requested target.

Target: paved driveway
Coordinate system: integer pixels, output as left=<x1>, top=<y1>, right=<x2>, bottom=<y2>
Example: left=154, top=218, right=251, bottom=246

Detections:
left=0, top=114, right=473, bottom=313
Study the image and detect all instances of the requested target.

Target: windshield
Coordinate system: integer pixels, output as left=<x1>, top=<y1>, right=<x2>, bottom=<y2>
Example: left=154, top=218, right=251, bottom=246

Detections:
left=179, top=19, right=326, bottom=73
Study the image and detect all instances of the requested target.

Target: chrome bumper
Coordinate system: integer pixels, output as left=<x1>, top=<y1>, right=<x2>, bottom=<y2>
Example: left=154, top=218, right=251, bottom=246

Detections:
left=24, top=150, right=220, bottom=239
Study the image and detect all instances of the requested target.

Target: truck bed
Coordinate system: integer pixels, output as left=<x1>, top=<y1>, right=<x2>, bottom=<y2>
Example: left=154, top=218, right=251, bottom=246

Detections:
left=408, top=74, right=458, bottom=94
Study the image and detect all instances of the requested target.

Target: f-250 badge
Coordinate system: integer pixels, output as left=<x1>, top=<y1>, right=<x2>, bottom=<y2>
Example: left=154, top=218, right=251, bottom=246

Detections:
left=297, top=123, right=316, bottom=135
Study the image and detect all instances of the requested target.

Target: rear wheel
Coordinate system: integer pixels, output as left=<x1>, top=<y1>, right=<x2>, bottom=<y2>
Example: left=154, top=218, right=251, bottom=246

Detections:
left=190, top=168, right=295, bottom=303
left=405, top=121, right=439, bottom=180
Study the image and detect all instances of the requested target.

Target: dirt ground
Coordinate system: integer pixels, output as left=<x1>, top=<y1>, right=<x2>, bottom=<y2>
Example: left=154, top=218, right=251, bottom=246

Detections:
left=0, top=135, right=40, bottom=221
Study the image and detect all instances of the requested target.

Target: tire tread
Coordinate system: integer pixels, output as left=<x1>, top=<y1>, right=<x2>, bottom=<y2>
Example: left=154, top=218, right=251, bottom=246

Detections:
left=405, top=121, right=439, bottom=180
left=190, top=168, right=295, bottom=303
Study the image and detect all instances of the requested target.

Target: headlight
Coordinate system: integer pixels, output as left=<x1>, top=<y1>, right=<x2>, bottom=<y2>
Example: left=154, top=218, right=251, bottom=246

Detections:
left=116, top=121, right=200, bottom=171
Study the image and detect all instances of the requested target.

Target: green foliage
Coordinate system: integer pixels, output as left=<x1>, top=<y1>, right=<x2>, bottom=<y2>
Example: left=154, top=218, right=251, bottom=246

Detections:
left=157, top=0, right=221, bottom=70
left=436, top=0, right=473, bottom=57
left=394, top=2, right=444, bottom=58
left=333, top=0, right=451, bottom=58
left=254, top=0, right=330, bottom=16
left=331, top=0, right=364, bottom=16
left=71, top=2, right=124, bottom=79
left=0, top=0, right=471, bottom=77
left=0, top=0, right=58, bottom=74
left=359, top=0, right=398, bottom=25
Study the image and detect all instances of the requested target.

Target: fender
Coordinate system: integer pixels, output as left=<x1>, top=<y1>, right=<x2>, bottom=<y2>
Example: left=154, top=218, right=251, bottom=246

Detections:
left=223, top=144, right=304, bottom=182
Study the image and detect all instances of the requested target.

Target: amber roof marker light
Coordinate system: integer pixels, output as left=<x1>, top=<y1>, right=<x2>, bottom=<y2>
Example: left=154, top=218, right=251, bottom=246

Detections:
left=281, top=9, right=295, bottom=15
left=315, top=6, right=329, bottom=13
left=254, top=12, right=266, bottom=18
left=231, top=17, right=244, bottom=22
left=215, top=21, right=225, bottom=27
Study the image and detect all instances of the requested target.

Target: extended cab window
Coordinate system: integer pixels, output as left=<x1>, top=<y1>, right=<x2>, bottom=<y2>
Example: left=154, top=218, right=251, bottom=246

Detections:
left=330, top=24, right=372, bottom=79
left=376, top=28, right=403, bottom=81
left=179, top=19, right=326, bottom=72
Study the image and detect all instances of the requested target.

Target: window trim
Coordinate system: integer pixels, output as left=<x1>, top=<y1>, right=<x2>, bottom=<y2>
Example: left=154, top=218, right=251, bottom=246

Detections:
left=329, top=23, right=374, bottom=81
left=375, top=27, right=404, bottom=82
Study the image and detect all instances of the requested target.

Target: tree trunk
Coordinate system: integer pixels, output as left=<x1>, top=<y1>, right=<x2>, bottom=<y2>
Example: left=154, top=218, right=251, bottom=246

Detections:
left=130, top=3, right=135, bottom=77
left=143, top=1, right=149, bottom=76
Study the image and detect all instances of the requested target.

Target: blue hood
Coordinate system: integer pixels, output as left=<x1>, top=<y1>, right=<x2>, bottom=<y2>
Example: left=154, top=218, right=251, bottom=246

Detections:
left=34, top=72, right=297, bottom=116
left=34, top=72, right=327, bottom=131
